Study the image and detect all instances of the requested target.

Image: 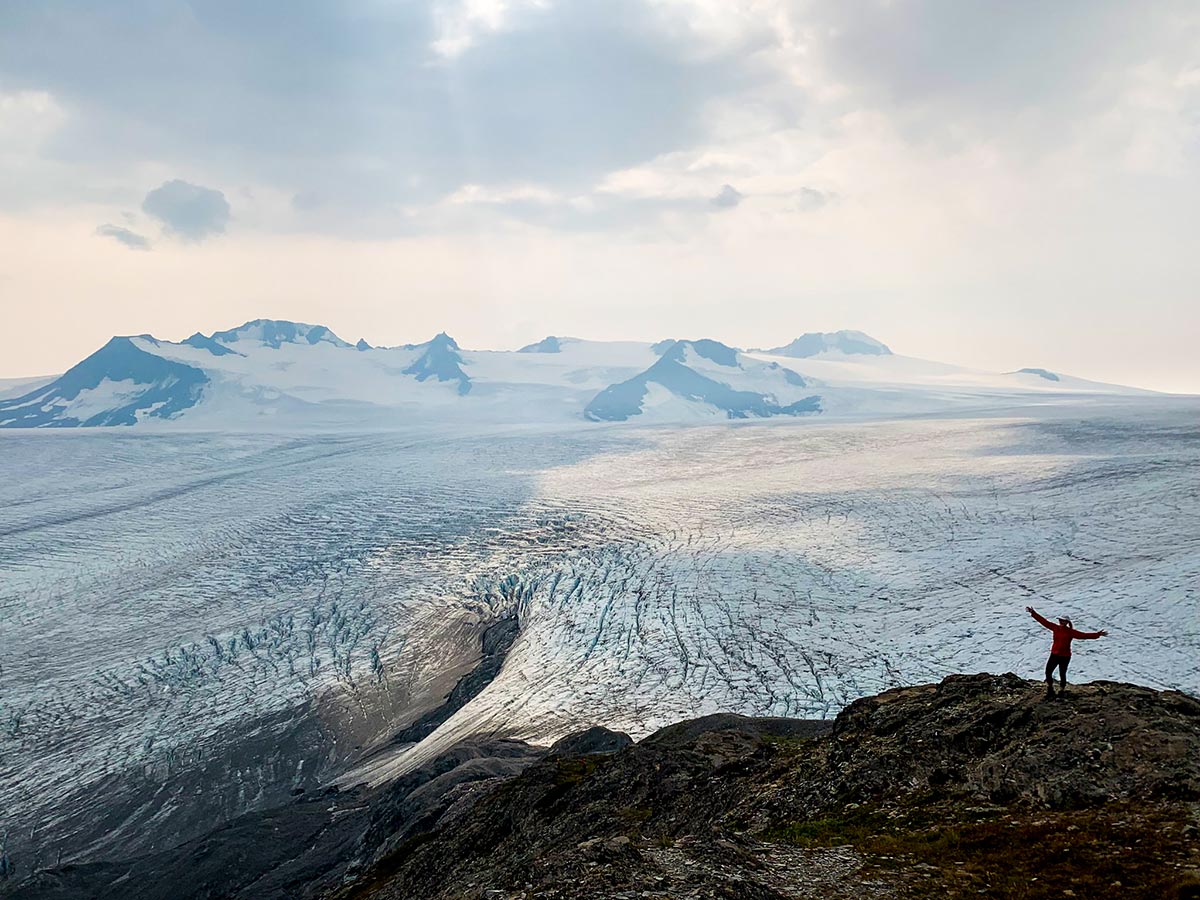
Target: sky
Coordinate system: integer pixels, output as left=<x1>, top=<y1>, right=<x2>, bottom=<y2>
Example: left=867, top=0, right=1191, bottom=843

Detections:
left=1, top=0, right=1198, bottom=392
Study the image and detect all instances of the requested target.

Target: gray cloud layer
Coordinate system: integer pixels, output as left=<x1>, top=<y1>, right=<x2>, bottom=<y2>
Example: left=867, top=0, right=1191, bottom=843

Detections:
left=1, top=0, right=759, bottom=226
left=710, top=185, right=743, bottom=209
left=2, top=0, right=1197, bottom=238
left=142, top=180, right=230, bottom=241
left=95, top=223, right=150, bottom=250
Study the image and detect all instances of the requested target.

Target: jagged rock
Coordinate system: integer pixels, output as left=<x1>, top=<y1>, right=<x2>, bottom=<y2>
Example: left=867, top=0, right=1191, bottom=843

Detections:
left=336, top=676, right=1200, bottom=899
left=11, top=676, right=1199, bottom=899
left=548, top=727, right=633, bottom=758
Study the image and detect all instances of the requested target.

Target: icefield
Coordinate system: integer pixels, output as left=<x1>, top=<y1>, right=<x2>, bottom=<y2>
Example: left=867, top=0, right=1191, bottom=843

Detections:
left=0, top=321, right=1154, bottom=429
left=1, top=404, right=1198, bottom=870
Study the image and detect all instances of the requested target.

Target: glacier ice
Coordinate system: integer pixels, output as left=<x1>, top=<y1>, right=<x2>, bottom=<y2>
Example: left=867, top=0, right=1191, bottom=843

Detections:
left=1, top=404, right=1197, bottom=871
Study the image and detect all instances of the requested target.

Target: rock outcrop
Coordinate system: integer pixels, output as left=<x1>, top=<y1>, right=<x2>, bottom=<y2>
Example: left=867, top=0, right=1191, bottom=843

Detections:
left=349, top=675, right=1200, bottom=900
left=9, top=675, right=1199, bottom=900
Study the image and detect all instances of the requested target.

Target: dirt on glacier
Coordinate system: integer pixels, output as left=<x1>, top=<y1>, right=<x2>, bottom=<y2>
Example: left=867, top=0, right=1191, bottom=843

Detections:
left=7, top=674, right=1200, bottom=900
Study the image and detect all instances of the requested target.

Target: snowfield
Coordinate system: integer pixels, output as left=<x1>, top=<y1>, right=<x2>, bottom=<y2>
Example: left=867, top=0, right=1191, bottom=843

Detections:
left=0, top=321, right=1157, bottom=429
left=1, top=402, right=1198, bottom=872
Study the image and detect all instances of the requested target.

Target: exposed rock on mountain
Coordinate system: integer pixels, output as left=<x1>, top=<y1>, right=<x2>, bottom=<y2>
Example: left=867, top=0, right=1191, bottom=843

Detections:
left=518, top=336, right=567, bottom=353
left=11, top=675, right=1197, bottom=899
left=181, top=331, right=241, bottom=356
left=0, top=320, right=1157, bottom=428
left=0, top=337, right=208, bottom=427
left=341, top=674, right=1199, bottom=900
left=584, top=339, right=820, bottom=422
left=1017, top=367, right=1061, bottom=381
left=210, top=319, right=352, bottom=349
left=402, top=332, right=472, bottom=395
left=759, top=330, right=892, bottom=357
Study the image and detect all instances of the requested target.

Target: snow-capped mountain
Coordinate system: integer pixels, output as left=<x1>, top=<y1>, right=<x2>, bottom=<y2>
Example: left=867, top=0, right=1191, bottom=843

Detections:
left=0, top=319, right=1157, bottom=429
left=756, top=330, right=892, bottom=357
left=208, top=318, right=353, bottom=349
left=0, top=336, right=210, bottom=427
left=402, top=332, right=472, bottom=395
left=584, top=339, right=820, bottom=421
left=517, top=335, right=573, bottom=353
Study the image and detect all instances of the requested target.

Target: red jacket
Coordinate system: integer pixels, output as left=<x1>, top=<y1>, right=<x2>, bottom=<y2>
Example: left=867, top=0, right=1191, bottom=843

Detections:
left=1031, top=610, right=1102, bottom=656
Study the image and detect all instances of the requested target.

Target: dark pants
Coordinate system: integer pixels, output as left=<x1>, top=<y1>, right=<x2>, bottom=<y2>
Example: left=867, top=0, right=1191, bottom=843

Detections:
left=1045, top=653, right=1069, bottom=687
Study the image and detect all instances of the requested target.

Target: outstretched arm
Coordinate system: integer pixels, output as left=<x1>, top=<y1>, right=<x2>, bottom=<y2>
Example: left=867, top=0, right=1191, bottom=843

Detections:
left=1026, top=606, right=1054, bottom=629
left=1073, top=628, right=1108, bottom=639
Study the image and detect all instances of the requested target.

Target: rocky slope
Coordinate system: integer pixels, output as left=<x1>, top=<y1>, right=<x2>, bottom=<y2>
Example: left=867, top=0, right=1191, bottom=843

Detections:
left=8, top=674, right=1199, bottom=900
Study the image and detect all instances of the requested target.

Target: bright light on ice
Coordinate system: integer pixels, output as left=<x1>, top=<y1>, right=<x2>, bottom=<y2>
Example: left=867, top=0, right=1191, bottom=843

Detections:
left=1, top=405, right=1197, bottom=862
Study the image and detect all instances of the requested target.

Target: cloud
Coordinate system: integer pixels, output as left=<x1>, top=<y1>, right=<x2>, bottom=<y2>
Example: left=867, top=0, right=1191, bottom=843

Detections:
left=94, top=222, right=150, bottom=250
left=0, top=0, right=764, bottom=233
left=430, top=179, right=766, bottom=233
left=142, top=180, right=230, bottom=241
left=710, top=184, right=743, bottom=209
left=798, top=0, right=1200, bottom=148
left=1, top=0, right=1198, bottom=243
left=794, top=187, right=832, bottom=211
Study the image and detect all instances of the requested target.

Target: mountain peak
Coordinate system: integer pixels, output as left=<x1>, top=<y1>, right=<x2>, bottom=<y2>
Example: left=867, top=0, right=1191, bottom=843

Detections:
left=759, top=331, right=891, bottom=358
left=0, top=336, right=208, bottom=427
left=660, top=339, right=740, bottom=368
left=183, top=332, right=242, bottom=357
left=403, top=333, right=471, bottom=395
left=209, top=319, right=351, bottom=349
left=518, top=336, right=565, bottom=354
left=586, top=338, right=819, bottom=422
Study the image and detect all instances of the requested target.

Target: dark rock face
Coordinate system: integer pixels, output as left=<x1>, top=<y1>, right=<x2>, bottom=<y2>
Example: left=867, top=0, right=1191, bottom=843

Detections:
left=10, top=675, right=1199, bottom=900
left=547, top=726, right=633, bottom=758
left=644, top=713, right=830, bottom=748
left=4, top=738, right=544, bottom=900
left=815, top=673, right=1200, bottom=809
left=346, top=675, right=1200, bottom=900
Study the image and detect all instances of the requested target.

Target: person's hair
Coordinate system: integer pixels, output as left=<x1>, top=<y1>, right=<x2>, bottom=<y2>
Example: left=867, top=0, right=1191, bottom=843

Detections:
left=1059, top=616, right=1072, bottom=627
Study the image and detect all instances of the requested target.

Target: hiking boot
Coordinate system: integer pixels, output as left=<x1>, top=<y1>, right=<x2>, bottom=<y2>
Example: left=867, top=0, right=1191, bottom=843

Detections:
left=1044, top=686, right=1056, bottom=701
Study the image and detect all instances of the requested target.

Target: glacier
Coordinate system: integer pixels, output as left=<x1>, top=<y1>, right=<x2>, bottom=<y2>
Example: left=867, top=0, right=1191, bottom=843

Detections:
left=1, top=404, right=1198, bottom=874
left=0, top=320, right=1196, bottom=879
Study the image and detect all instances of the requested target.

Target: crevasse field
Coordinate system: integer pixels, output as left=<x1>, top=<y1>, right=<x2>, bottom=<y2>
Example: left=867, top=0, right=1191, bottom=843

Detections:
left=2, top=407, right=1198, bottom=867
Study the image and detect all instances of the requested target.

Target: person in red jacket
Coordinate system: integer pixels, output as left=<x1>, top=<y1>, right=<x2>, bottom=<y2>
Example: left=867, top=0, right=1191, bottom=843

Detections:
left=1027, top=606, right=1107, bottom=699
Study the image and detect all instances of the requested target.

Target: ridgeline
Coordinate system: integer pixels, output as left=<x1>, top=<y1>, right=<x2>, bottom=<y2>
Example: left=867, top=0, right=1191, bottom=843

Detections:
left=9, top=674, right=1199, bottom=900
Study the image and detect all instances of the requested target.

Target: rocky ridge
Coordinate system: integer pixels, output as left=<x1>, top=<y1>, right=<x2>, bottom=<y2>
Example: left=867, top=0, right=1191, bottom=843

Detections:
left=8, top=674, right=1199, bottom=900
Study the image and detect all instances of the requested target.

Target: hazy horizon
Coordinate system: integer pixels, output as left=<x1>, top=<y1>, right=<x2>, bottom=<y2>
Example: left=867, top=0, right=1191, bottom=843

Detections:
left=2, top=1, right=1198, bottom=393
left=1, top=312, right=1194, bottom=395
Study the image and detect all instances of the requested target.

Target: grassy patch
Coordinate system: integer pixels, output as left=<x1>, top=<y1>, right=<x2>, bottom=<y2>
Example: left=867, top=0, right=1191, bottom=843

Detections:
left=617, top=806, right=653, bottom=824
left=552, top=755, right=607, bottom=786
left=762, top=809, right=889, bottom=846
left=760, top=733, right=821, bottom=759
left=762, top=801, right=1198, bottom=899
